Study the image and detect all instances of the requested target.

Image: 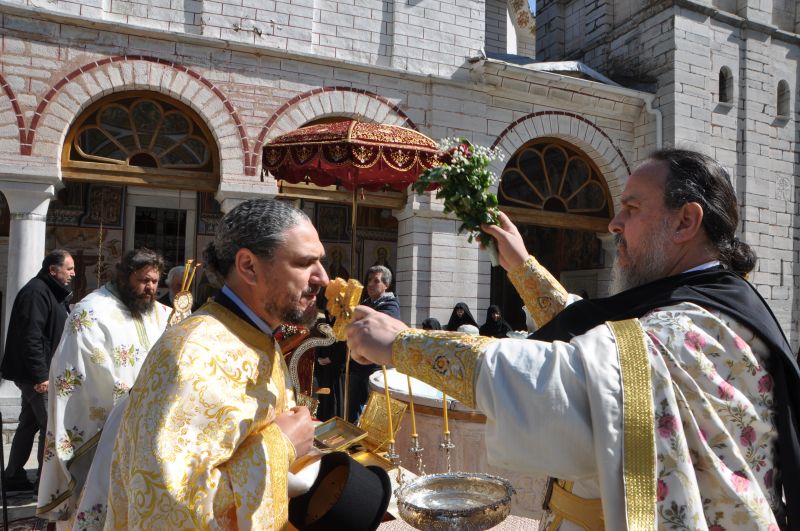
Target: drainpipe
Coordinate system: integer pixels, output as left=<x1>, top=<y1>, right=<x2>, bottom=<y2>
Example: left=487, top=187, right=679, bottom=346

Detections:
left=643, top=94, right=663, bottom=149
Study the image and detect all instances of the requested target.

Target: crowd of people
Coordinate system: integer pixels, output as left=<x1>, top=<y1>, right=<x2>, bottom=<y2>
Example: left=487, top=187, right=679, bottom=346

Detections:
left=0, top=147, right=795, bottom=530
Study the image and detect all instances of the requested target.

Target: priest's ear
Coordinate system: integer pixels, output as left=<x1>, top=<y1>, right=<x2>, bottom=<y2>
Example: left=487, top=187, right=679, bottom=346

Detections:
left=233, top=248, right=262, bottom=286
left=672, top=201, right=704, bottom=244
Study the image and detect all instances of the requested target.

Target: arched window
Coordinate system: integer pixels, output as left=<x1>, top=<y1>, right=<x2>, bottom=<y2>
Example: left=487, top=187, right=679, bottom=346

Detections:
left=492, top=139, right=611, bottom=330
left=498, top=138, right=612, bottom=232
left=62, top=91, right=219, bottom=191
left=719, top=67, right=733, bottom=104
left=777, top=80, right=790, bottom=118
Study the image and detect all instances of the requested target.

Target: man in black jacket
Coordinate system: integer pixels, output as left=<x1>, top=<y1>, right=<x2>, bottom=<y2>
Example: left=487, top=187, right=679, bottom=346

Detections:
left=346, top=265, right=400, bottom=422
left=1, top=249, right=74, bottom=491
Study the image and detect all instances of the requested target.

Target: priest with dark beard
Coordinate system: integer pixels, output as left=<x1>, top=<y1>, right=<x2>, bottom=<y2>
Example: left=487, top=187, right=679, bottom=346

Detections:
left=38, top=248, right=170, bottom=528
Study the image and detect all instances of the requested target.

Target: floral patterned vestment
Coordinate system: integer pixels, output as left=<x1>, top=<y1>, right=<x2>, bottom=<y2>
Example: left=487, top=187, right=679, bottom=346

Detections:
left=37, top=284, right=170, bottom=523
left=395, top=256, right=783, bottom=529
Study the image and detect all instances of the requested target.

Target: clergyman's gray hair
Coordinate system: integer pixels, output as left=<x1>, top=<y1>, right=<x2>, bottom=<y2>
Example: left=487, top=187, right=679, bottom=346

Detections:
left=204, top=199, right=309, bottom=280
left=367, top=265, right=392, bottom=288
left=166, top=266, right=185, bottom=285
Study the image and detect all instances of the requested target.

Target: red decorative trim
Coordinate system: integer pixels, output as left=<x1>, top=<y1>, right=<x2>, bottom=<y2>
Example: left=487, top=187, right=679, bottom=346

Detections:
left=0, top=73, right=29, bottom=154
left=19, top=55, right=249, bottom=168
left=491, top=110, right=631, bottom=175
left=251, top=86, right=417, bottom=177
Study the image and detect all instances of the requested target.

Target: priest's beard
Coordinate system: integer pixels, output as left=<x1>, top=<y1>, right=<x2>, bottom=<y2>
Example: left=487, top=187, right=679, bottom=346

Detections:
left=266, top=286, right=320, bottom=327
left=115, top=278, right=156, bottom=316
left=610, top=219, right=672, bottom=294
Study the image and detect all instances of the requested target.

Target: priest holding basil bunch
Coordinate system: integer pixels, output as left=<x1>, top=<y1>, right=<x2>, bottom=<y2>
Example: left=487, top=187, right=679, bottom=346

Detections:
left=347, top=149, right=799, bottom=530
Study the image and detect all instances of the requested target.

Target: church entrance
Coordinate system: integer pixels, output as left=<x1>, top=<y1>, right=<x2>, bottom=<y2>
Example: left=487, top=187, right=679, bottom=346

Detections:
left=50, top=90, right=220, bottom=302
left=492, top=138, right=613, bottom=330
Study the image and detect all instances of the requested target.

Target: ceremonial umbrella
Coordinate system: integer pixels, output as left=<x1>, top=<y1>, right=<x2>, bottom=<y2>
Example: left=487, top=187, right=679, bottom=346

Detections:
left=263, top=119, right=440, bottom=284
left=263, top=119, right=440, bottom=419
left=263, top=119, right=439, bottom=192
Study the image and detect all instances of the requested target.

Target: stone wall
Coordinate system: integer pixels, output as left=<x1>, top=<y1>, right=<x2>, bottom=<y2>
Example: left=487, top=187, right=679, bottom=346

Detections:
left=534, top=0, right=800, bottom=344
left=1, top=0, right=486, bottom=76
left=484, top=0, right=508, bottom=55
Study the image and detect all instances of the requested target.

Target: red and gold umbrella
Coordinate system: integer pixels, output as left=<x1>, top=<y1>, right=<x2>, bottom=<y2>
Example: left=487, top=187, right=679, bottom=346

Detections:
left=263, top=119, right=440, bottom=421
left=262, top=119, right=439, bottom=191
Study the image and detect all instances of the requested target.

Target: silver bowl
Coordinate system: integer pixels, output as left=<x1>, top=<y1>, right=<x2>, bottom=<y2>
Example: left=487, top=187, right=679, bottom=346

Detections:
left=395, top=472, right=515, bottom=530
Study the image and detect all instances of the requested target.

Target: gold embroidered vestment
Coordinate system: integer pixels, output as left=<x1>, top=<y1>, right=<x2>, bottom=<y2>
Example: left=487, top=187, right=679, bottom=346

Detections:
left=107, top=302, right=296, bottom=530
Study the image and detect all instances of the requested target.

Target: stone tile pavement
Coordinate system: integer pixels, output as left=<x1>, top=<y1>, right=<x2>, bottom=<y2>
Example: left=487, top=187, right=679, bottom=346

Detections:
left=0, top=434, right=41, bottom=528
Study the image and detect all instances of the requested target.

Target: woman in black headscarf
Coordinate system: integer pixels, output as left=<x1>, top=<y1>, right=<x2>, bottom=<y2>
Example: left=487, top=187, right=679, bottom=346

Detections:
left=479, top=305, right=513, bottom=338
left=445, top=302, right=478, bottom=331
left=421, top=317, right=442, bottom=330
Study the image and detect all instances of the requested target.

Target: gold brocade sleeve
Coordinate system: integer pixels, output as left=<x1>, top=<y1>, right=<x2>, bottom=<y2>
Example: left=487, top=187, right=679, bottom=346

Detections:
left=392, top=329, right=496, bottom=409
left=508, top=255, right=569, bottom=329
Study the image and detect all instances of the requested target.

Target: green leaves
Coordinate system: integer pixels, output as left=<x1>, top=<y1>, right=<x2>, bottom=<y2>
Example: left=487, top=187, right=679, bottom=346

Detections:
left=413, top=138, right=504, bottom=248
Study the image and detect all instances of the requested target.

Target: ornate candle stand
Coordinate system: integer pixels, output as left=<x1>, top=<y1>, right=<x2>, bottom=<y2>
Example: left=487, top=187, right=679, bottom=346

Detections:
left=409, top=434, right=425, bottom=476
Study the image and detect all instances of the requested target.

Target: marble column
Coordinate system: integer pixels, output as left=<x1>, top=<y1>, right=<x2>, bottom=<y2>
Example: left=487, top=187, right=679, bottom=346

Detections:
left=1, top=182, right=55, bottom=353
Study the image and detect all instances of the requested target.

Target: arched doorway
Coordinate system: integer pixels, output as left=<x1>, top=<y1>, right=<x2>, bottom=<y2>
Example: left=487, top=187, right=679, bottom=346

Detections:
left=493, top=138, right=613, bottom=329
left=52, top=91, right=221, bottom=301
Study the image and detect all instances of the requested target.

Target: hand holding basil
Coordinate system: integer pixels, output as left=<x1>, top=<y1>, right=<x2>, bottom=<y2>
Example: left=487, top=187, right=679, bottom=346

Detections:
left=412, top=138, right=504, bottom=265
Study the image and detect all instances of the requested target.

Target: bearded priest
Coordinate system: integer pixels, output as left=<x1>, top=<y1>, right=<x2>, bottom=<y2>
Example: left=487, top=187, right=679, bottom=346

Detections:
left=347, top=149, right=799, bottom=530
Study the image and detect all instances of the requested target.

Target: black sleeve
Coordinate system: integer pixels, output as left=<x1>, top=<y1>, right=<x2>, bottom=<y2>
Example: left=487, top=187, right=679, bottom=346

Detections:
left=16, top=290, right=52, bottom=383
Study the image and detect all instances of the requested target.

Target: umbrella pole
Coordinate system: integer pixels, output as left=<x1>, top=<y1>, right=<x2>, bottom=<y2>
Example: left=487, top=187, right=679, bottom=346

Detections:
left=343, top=185, right=358, bottom=422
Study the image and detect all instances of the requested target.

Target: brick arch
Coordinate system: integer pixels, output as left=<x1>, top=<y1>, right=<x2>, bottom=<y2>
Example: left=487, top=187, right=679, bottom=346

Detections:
left=27, top=56, right=249, bottom=178
left=490, top=111, right=631, bottom=205
left=251, top=86, right=417, bottom=175
left=0, top=73, right=25, bottom=152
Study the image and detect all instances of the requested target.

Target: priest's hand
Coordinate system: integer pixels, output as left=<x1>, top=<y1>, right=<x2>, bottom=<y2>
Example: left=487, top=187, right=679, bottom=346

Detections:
left=275, top=406, right=315, bottom=457
left=482, top=211, right=528, bottom=271
left=346, top=306, right=408, bottom=367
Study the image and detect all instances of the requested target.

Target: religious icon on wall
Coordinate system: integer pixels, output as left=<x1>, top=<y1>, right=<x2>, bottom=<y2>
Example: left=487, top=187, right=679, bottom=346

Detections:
left=361, top=239, right=396, bottom=284
left=82, top=185, right=124, bottom=228
left=316, top=204, right=349, bottom=242
left=197, top=192, right=222, bottom=235
left=323, top=243, right=351, bottom=280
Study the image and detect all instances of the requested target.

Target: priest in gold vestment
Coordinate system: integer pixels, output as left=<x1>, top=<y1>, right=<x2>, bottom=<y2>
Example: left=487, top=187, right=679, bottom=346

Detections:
left=105, top=199, right=324, bottom=529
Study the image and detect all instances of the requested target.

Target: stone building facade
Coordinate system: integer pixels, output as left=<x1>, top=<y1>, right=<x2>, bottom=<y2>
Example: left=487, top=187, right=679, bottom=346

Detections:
left=0, top=0, right=796, bottom=462
left=536, top=0, right=800, bottom=334
left=0, top=0, right=653, bottom=335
